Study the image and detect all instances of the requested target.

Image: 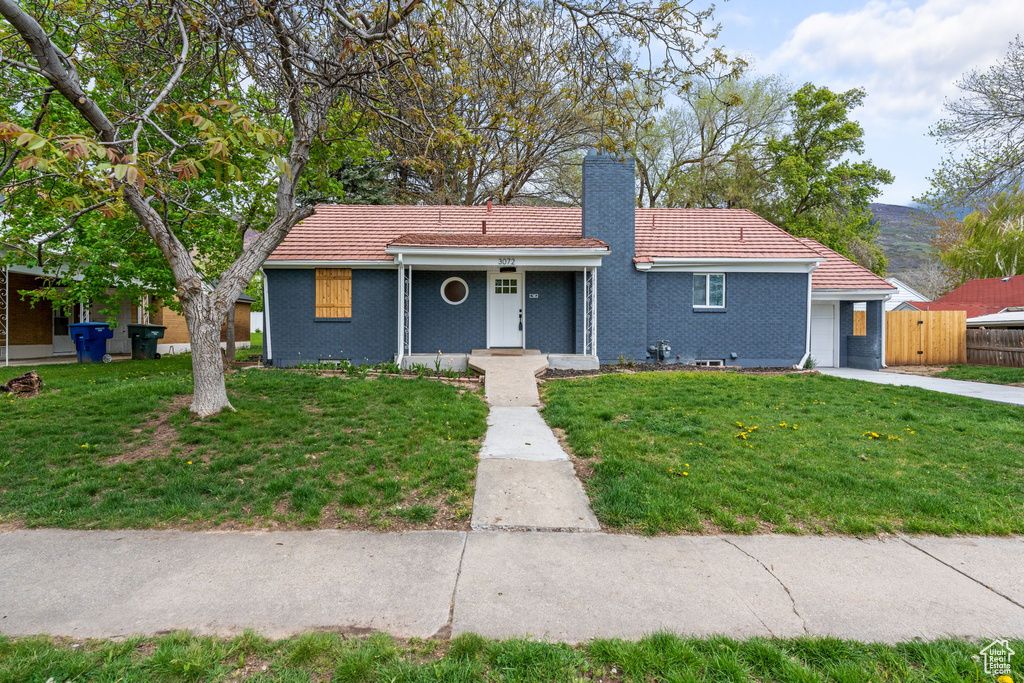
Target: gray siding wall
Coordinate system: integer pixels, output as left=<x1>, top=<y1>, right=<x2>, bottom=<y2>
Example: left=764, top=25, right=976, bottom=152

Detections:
left=581, top=150, right=648, bottom=363
left=525, top=271, right=575, bottom=353
left=645, top=272, right=808, bottom=367
left=265, top=268, right=396, bottom=366
left=410, top=271, right=486, bottom=354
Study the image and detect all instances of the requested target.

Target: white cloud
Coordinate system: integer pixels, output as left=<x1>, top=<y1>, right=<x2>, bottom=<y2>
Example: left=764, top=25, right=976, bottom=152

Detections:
left=765, top=0, right=1024, bottom=123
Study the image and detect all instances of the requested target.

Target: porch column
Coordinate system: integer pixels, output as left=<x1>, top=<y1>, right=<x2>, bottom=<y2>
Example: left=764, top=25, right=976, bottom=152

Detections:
left=582, top=267, right=598, bottom=357
left=396, top=262, right=404, bottom=364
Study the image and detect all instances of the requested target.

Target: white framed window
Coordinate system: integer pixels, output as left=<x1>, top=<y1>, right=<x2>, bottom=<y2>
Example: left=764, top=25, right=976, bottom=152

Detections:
left=693, top=273, right=725, bottom=307
left=441, top=277, right=469, bottom=305
left=695, top=359, right=725, bottom=366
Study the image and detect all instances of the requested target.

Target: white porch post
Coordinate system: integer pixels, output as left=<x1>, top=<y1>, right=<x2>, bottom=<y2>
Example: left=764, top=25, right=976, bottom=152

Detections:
left=590, top=266, right=597, bottom=358
left=403, top=266, right=412, bottom=357
left=396, top=260, right=405, bottom=365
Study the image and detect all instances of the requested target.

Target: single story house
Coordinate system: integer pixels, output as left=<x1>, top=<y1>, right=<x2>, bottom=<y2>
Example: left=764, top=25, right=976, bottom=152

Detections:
left=261, top=151, right=895, bottom=370
left=855, top=277, right=927, bottom=311
left=0, top=261, right=252, bottom=362
left=967, top=307, right=1024, bottom=329
left=900, top=274, right=1024, bottom=319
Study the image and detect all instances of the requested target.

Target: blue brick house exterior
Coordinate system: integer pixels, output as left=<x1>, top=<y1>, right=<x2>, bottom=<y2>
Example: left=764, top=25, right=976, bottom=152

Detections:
left=263, top=151, right=894, bottom=370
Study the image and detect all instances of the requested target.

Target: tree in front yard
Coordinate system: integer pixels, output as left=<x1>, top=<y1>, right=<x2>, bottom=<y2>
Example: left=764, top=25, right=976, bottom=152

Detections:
left=1, top=0, right=734, bottom=416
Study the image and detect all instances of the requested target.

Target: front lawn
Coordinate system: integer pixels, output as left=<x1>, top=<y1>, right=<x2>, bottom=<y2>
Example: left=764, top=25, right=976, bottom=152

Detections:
left=936, top=364, right=1024, bottom=385
left=0, top=631, right=1011, bottom=683
left=0, top=356, right=487, bottom=529
left=542, top=371, right=1024, bottom=535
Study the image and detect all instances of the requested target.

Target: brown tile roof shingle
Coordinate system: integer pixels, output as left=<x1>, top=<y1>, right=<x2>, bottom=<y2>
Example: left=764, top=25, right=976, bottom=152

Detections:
left=268, top=205, right=895, bottom=292
left=634, top=208, right=823, bottom=260
left=799, top=239, right=896, bottom=291
left=387, top=233, right=608, bottom=249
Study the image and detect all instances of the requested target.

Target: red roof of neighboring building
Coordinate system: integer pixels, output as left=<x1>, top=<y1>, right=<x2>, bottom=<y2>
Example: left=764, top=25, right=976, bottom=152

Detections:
left=387, top=233, right=607, bottom=249
left=798, top=239, right=896, bottom=291
left=903, top=301, right=1006, bottom=318
left=634, top=208, right=822, bottom=260
left=934, top=274, right=1024, bottom=308
left=268, top=205, right=892, bottom=291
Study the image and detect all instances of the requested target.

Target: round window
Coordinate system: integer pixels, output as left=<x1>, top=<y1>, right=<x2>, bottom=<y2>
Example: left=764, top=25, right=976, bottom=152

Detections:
left=441, top=277, right=469, bottom=305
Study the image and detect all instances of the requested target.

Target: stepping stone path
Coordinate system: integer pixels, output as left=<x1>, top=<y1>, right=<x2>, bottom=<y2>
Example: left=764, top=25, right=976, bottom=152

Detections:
left=467, top=355, right=600, bottom=532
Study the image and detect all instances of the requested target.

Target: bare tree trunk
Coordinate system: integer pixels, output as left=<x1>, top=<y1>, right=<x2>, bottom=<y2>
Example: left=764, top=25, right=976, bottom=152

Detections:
left=182, top=296, right=233, bottom=417
left=225, top=303, right=236, bottom=362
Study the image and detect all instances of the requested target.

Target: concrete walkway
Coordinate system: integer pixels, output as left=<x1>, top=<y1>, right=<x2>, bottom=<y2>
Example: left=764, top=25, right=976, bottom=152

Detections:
left=2, top=529, right=1023, bottom=642
left=820, top=367, right=1024, bottom=406
left=468, top=354, right=600, bottom=532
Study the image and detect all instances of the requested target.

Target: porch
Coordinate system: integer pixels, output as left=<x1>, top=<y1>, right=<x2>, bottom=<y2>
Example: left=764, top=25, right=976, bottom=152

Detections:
left=387, top=234, right=608, bottom=369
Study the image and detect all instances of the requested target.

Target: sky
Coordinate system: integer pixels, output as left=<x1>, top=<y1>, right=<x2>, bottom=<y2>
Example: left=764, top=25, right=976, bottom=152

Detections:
left=707, top=0, right=1024, bottom=206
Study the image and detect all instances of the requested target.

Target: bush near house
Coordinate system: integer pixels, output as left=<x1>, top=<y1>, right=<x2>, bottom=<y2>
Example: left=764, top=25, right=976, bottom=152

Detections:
left=542, top=371, right=1024, bottom=536
left=0, top=356, right=486, bottom=530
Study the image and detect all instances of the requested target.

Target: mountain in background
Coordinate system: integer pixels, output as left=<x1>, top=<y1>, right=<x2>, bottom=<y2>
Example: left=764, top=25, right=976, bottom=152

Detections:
left=870, top=203, right=941, bottom=273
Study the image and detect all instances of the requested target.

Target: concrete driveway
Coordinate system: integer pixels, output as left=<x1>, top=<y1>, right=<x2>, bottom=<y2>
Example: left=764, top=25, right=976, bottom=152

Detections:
left=819, top=367, right=1024, bottom=406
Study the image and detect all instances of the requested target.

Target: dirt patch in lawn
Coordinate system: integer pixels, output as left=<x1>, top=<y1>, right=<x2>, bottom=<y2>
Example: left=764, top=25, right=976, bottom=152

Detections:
left=105, top=394, right=197, bottom=465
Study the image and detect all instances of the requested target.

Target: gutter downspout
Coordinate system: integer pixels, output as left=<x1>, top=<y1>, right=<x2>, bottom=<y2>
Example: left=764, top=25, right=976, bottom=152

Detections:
left=880, top=293, right=892, bottom=368
left=798, top=264, right=819, bottom=369
left=260, top=268, right=272, bottom=365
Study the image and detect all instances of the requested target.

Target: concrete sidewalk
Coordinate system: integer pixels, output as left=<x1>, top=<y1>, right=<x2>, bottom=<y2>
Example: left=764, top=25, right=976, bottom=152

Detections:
left=2, top=529, right=1023, bottom=642
left=820, top=367, right=1024, bottom=406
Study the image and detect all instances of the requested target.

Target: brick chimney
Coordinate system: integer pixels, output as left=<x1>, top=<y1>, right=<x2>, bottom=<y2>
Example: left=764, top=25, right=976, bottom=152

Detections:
left=580, top=149, right=646, bottom=362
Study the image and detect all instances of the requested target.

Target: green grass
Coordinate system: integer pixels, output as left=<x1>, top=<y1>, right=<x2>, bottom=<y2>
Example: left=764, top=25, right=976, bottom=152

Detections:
left=0, top=631, right=1015, bottom=682
left=0, top=355, right=487, bottom=529
left=542, top=371, right=1024, bottom=535
left=235, top=331, right=264, bottom=361
left=936, top=364, right=1024, bottom=385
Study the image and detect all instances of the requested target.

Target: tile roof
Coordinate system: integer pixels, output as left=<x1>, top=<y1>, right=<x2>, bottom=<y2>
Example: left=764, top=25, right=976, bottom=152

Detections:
left=635, top=209, right=823, bottom=260
left=798, top=240, right=896, bottom=291
left=387, top=233, right=608, bottom=249
left=269, top=205, right=895, bottom=292
left=267, top=205, right=581, bottom=262
left=934, top=274, right=1024, bottom=308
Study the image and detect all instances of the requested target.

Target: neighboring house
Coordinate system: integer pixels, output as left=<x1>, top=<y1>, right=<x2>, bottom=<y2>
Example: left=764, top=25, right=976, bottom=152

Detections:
left=855, top=278, right=927, bottom=311
left=901, top=274, right=1024, bottom=319
left=967, top=307, right=1024, bottom=328
left=262, top=151, right=895, bottom=370
left=150, top=295, right=254, bottom=356
left=0, top=262, right=252, bottom=362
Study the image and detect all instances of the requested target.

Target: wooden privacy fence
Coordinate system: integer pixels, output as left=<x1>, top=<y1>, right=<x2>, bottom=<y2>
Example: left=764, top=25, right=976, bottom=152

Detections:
left=855, top=310, right=966, bottom=366
left=967, top=328, right=1024, bottom=366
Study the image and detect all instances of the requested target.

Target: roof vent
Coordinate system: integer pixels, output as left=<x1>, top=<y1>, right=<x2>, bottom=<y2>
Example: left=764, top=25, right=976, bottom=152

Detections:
left=482, top=220, right=487, bottom=235
left=739, top=224, right=745, bottom=242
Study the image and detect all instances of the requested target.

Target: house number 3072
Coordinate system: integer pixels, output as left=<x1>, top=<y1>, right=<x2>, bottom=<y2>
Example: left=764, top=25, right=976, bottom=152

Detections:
left=497, top=258, right=516, bottom=266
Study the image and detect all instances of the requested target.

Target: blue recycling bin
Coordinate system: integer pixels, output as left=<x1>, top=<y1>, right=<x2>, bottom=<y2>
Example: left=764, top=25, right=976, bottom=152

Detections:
left=68, top=322, right=115, bottom=363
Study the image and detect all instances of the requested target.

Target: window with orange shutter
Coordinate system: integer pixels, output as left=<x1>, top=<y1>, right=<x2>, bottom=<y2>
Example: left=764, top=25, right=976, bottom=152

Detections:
left=315, top=268, right=352, bottom=318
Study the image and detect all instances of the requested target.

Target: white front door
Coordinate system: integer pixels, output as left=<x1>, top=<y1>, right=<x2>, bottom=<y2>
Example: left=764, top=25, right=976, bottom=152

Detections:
left=52, top=305, right=81, bottom=355
left=810, top=302, right=837, bottom=368
left=487, top=272, right=524, bottom=348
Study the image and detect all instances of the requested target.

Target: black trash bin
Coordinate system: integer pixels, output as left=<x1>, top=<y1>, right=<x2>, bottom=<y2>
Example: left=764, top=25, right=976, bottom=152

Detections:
left=68, top=322, right=115, bottom=363
left=126, top=324, right=167, bottom=360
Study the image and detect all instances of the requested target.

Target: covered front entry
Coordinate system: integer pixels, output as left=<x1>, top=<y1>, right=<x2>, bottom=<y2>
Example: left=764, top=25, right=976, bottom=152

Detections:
left=487, top=272, right=523, bottom=348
